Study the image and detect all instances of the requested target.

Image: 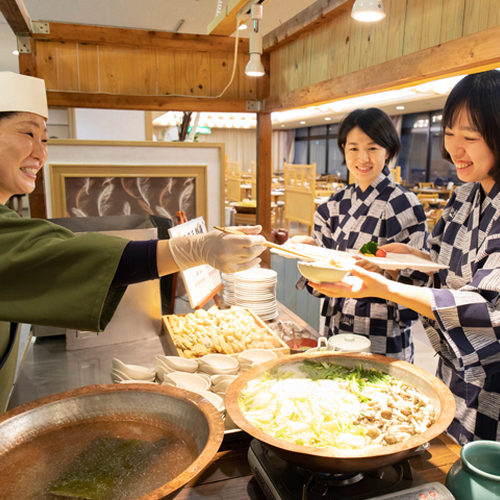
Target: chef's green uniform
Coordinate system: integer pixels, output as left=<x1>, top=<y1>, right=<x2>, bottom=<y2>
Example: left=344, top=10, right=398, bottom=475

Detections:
left=0, top=204, right=130, bottom=412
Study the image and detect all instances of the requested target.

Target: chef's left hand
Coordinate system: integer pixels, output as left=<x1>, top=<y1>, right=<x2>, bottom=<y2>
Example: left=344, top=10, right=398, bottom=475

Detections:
left=310, top=266, right=389, bottom=300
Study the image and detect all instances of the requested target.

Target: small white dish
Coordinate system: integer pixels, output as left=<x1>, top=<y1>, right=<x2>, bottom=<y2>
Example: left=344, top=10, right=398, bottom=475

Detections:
left=163, top=372, right=211, bottom=392
left=191, top=390, right=225, bottom=414
left=155, top=355, right=198, bottom=373
left=298, top=259, right=355, bottom=284
left=212, top=379, right=234, bottom=395
left=198, top=354, right=239, bottom=375
left=112, top=358, right=155, bottom=380
left=210, top=374, right=237, bottom=386
left=154, top=363, right=173, bottom=381
left=238, top=349, right=277, bottom=368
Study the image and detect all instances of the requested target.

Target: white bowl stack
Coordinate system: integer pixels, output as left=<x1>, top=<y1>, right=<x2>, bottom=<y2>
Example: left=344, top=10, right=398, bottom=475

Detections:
left=234, top=268, right=278, bottom=321
left=221, top=272, right=236, bottom=306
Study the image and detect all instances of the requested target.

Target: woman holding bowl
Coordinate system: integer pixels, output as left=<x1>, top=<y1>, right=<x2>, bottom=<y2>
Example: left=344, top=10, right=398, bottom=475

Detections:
left=312, top=70, right=500, bottom=444
left=294, top=107, right=427, bottom=362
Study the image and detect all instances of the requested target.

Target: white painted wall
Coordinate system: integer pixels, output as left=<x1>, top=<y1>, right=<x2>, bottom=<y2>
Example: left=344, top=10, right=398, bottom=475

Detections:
left=74, top=109, right=146, bottom=141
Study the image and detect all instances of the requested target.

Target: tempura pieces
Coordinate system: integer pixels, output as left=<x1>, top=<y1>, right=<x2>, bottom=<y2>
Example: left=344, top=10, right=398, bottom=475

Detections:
left=166, top=306, right=283, bottom=358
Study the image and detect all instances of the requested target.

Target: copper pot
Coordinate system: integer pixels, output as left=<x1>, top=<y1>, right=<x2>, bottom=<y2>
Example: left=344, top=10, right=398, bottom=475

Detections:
left=0, top=384, right=224, bottom=500
left=226, top=352, right=456, bottom=474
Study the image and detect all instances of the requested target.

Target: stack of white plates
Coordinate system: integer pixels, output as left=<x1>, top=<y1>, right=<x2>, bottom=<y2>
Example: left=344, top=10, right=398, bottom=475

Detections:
left=221, top=272, right=236, bottom=306
left=234, top=267, right=278, bottom=321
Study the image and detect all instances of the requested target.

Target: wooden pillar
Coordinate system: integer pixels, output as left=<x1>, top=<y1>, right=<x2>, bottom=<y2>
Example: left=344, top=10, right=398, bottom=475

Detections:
left=256, top=111, right=272, bottom=269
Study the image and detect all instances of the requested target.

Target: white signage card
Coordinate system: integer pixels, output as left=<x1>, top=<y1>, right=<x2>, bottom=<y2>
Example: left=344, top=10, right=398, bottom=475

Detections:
left=168, top=217, right=222, bottom=308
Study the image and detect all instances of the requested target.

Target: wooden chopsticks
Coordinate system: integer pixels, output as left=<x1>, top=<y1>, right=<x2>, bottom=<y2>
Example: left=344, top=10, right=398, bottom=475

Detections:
left=213, top=226, right=316, bottom=262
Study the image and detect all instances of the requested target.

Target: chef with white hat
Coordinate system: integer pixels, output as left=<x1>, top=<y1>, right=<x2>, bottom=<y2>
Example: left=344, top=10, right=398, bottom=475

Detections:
left=0, top=72, right=265, bottom=412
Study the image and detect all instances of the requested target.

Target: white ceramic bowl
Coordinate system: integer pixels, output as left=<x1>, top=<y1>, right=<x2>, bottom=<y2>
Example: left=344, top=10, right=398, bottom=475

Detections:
left=212, top=379, right=234, bottom=395
left=155, top=355, right=198, bottom=373
left=154, top=363, right=174, bottom=382
left=162, top=372, right=211, bottom=392
left=191, top=390, right=225, bottom=414
left=110, top=369, right=128, bottom=383
left=112, top=358, right=155, bottom=380
left=198, top=354, right=239, bottom=375
left=210, top=374, right=237, bottom=386
left=238, top=349, right=277, bottom=368
left=297, top=258, right=355, bottom=284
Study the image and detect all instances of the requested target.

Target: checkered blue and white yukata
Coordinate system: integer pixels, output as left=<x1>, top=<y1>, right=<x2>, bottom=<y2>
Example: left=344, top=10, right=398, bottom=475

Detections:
left=418, top=181, right=500, bottom=444
left=298, top=167, right=427, bottom=362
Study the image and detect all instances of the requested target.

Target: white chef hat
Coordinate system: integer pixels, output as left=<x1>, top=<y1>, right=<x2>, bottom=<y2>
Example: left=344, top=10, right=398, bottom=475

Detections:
left=0, top=72, right=48, bottom=120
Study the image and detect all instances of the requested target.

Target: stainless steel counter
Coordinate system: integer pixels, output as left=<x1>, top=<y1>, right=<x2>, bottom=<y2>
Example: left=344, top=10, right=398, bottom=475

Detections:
left=7, top=303, right=317, bottom=411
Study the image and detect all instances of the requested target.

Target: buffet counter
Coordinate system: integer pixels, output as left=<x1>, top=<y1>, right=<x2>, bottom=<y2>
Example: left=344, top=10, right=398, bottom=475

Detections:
left=7, top=304, right=461, bottom=499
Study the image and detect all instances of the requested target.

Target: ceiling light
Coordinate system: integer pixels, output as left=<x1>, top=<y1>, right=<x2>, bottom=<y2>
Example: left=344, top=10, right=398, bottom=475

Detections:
left=12, top=50, right=19, bottom=56
left=238, top=23, right=248, bottom=30
left=396, top=106, right=405, bottom=110
left=325, top=117, right=331, bottom=121
left=300, top=121, right=306, bottom=125
left=245, top=4, right=265, bottom=77
left=351, top=0, right=386, bottom=22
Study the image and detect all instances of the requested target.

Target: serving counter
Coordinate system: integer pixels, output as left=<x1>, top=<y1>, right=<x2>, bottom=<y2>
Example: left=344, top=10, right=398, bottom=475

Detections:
left=6, top=303, right=460, bottom=500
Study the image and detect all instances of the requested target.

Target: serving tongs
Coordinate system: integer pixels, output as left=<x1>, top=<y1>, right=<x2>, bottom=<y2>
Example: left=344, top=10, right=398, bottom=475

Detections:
left=213, top=226, right=316, bottom=262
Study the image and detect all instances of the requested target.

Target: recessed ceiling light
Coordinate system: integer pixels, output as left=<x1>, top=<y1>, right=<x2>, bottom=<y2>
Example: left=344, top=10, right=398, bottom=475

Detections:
left=325, top=117, right=331, bottom=121
left=281, top=124, right=285, bottom=127
left=300, top=121, right=306, bottom=124
left=396, top=105, right=405, bottom=110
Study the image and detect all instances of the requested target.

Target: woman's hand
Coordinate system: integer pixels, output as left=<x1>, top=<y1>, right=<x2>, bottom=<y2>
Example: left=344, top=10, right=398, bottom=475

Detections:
left=288, top=235, right=317, bottom=246
left=310, top=266, right=389, bottom=300
left=381, top=242, right=431, bottom=261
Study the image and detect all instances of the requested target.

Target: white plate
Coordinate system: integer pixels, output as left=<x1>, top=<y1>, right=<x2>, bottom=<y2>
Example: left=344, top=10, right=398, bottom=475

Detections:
left=353, top=251, right=449, bottom=272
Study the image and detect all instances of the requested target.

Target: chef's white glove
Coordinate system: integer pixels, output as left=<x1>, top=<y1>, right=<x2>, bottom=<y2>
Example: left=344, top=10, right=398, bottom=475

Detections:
left=169, top=225, right=266, bottom=273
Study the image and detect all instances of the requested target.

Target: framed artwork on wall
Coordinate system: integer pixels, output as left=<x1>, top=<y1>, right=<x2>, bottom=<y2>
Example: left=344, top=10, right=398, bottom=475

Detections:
left=49, top=164, right=208, bottom=224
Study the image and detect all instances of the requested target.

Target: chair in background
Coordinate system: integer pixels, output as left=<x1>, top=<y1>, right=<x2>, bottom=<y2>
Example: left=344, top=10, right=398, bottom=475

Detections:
left=419, top=182, right=435, bottom=189
left=250, top=160, right=257, bottom=200
left=226, top=160, right=242, bottom=202
left=284, top=162, right=316, bottom=235
left=389, top=166, right=401, bottom=183
left=417, top=193, right=439, bottom=209
left=427, top=208, right=443, bottom=231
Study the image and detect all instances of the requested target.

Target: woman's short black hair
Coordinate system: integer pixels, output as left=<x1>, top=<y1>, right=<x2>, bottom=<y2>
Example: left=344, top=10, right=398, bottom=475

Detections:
left=337, top=108, right=401, bottom=165
left=441, top=70, right=500, bottom=183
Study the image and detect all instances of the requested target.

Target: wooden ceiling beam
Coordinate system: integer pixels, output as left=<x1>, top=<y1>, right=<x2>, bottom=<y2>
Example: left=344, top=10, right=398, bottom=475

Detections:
left=46, top=91, right=250, bottom=113
left=32, top=22, right=249, bottom=53
left=264, top=24, right=500, bottom=112
left=263, top=0, right=354, bottom=53
left=0, top=0, right=31, bottom=36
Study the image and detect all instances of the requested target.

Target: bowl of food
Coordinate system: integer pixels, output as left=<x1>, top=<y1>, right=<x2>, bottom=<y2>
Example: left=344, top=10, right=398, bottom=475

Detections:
left=0, top=384, right=224, bottom=500
left=225, top=352, right=455, bottom=474
left=298, top=256, right=356, bottom=283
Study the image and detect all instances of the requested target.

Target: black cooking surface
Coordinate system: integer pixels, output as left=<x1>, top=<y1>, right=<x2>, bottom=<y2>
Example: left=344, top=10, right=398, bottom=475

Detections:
left=248, top=439, right=428, bottom=500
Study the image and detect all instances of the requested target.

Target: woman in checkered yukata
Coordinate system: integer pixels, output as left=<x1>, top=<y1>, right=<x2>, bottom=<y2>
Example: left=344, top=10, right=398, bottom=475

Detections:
left=295, top=107, right=428, bottom=363
left=312, top=70, right=500, bottom=445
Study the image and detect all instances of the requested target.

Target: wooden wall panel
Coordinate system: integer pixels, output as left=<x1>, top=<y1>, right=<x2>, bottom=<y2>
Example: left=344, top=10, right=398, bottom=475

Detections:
left=440, top=0, right=465, bottom=44
left=57, top=42, right=79, bottom=91
left=98, top=45, right=120, bottom=94
left=36, top=41, right=58, bottom=89
left=267, top=0, right=500, bottom=100
left=34, top=39, right=256, bottom=101
left=156, top=50, right=176, bottom=96
left=421, top=0, right=443, bottom=50
left=385, top=0, right=406, bottom=61
left=193, top=52, right=211, bottom=97
left=327, top=11, right=350, bottom=80
left=78, top=44, right=99, bottom=92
